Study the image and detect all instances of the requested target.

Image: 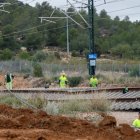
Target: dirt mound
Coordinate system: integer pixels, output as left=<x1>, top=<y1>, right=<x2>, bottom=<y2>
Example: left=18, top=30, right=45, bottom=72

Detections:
left=98, top=115, right=116, bottom=127
left=0, top=105, right=139, bottom=140
left=119, top=124, right=135, bottom=136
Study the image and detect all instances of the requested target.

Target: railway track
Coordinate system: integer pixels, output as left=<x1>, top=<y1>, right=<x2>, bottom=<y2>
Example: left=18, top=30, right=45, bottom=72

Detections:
left=0, top=87, right=140, bottom=93
left=0, top=87, right=140, bottom=111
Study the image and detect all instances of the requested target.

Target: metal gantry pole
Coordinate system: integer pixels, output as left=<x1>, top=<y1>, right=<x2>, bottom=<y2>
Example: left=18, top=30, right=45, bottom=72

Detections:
left=88, top=0, right=94, bottom=53
left=88, top=0, right=96, bottom=75
left=39, top=1, right=85, bottom=56
left=66, top=0, right=70, bottom=55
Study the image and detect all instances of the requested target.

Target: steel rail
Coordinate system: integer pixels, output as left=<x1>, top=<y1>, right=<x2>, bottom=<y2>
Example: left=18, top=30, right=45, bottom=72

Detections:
left=0, top=87, right=140, bottom=94
left=0, top=87, right=140, bottom=111
left=110, top=98, right=140, bottom=102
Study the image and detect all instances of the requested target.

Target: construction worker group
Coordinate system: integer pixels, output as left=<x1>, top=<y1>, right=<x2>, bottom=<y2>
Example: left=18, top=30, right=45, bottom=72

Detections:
left=4, top=71, right=98, bottom=90
left=58, top=71, right=98, bottom=88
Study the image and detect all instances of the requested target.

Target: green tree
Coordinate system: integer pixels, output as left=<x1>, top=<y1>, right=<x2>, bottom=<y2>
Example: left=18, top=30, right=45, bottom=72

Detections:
left=2, top=24, right=18, bottom=50
left=24, top=32, right=44, bottom=51
left=0, top=32, right=3, bottom=47
left=98, top=10, right=111, bottom=28
left=110, top=44, right=132, bottom=58
left=131, top=42, right=140, bottom=58
left=33, top=63, right=43, bottom=77
left=0, top=48, right=13, bottom=60
left=70, top=32, right=88, bottom=51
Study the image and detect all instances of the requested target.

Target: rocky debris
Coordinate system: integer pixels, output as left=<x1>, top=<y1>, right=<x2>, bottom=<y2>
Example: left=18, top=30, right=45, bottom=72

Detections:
left=82, top=113, right=103, bottom=125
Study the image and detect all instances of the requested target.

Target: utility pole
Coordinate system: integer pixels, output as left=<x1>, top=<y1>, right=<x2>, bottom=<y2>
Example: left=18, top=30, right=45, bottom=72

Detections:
left=39, top=0, right=70, bottom=56
left=39, top=15, right=70, bottom=55
left=39, top=1, right=85, bottom=56
left=88, top=0, right=94, bottom=53
left=87, top=0, right=96, bottom=76
left=66, top=0, right=70, bottom=55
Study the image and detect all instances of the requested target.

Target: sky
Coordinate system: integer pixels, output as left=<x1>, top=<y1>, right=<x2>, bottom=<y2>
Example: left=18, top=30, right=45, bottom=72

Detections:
left=20, top=0, right=140, bottom=22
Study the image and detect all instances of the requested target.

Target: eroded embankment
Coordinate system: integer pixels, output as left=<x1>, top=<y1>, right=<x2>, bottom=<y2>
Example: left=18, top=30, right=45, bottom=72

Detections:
left=0, top=105, right=139, bottom=140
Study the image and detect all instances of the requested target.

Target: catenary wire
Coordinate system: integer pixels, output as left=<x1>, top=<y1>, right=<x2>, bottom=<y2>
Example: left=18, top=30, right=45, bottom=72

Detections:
left=0, top=21, right=87, bottom=39
left=1, top=11, right=140, bottom=40
left=1, top=0, right=140, bottom=38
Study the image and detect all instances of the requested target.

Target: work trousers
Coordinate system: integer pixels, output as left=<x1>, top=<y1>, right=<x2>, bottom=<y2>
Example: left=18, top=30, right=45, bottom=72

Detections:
left=6, top=81, right=12, bottom=90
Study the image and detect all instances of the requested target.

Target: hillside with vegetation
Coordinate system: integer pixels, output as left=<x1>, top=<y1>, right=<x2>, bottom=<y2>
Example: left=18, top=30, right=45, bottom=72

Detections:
left=0, top=0, right=140, bottom=61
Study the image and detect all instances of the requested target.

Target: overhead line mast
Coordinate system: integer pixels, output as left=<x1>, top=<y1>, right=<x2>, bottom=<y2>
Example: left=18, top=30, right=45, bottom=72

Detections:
left=88, top=0, right=96, bottom=75
left=88, top=0, right=94, bottom=53
left=87, top=0, right=106, bottom=75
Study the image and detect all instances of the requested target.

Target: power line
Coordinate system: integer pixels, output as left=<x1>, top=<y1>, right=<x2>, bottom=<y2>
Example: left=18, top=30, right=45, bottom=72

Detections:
left=1, top=18, right=65, bottom=37
left=118, top=12, right=140, bottom=17
left=67, top=0, right=90, bottom=27
left=108, top=4, right=140, bottom=13
left=1, top=10, right=140, bottom=39
left=39, top=0, right=87, bottom=55
left=0, top=22, right=87, bottom=39
left=1, top=7, right=87, bottom=38
left=73, top=0, right=127, bottom=8
left=95, top=0, right=127, bottom=7
left=72, top=0, right=88, bottom=5
left=1, top=13, right=140, bottom=40
left=2, top=0, right=140, bottom=38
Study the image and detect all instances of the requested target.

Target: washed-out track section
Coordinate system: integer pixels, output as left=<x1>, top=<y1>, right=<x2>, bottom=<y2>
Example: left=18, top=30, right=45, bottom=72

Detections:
left=0, top=87, right=140, bottom=111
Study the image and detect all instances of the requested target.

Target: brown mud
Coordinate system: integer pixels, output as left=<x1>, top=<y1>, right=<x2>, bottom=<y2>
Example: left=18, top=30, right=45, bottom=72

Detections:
left=0, top=105, right=139, bottom=140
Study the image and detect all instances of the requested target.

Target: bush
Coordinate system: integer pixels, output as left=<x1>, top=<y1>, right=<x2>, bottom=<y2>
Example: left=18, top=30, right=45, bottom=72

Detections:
left=51, top=65, right=60, bottom=74
left=0, top=95, right=22, bottom=106
left=19, top=51, right=30, bottom=60
left=84, top=49, right=89, bottom=57
left=33, top=51, right=47, bottom=62
left=129, top=66, right=140, bottom=77
left=54, top=52, right=61, bottom=60
left=33, top=63, right=43, bottom=77
left=90, top=98, right=112, bottom=112
left=58, top=96, right=111, bottom=114
left=0, top=49, right=13, bottom=60
left=45, top=101, right=59, bottom=115
left=59, top=100, right=91, bottom=114
left=68, top=76, right=83, bottom=87
left=71, top=51, right=78, bottom=57
left=28, top=96, right=47, bottom=109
